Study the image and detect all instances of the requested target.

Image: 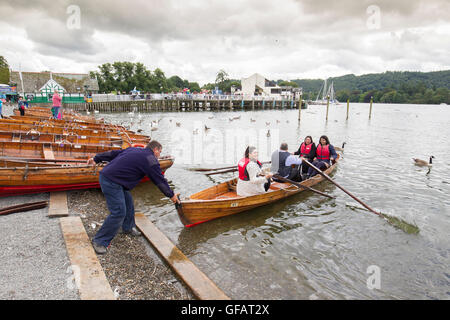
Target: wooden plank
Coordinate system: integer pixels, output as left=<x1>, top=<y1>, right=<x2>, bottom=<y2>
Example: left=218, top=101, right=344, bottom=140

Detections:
left=60, top=216, right=116, bottom=300
left=135, top=213, right=230, bottom=300
left=48, top=191, right=69, bottom=217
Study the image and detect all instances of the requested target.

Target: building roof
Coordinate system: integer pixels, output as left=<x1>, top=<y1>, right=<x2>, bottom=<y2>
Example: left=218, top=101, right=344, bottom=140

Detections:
left=10, top=71, right=99, bottom=93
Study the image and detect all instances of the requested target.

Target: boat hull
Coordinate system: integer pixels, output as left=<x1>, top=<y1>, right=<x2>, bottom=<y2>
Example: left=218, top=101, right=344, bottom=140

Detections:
left=0, top=158, right=174, bottom=196
left=178, top=159, right=338, bottom=226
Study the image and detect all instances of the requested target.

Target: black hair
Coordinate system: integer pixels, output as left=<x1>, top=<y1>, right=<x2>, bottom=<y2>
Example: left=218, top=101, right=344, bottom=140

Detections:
left=245, top=146, right=257, bottom=158
left=304, top=136, right=313, bottom=144
left=319, top=135, right=330, bottom=145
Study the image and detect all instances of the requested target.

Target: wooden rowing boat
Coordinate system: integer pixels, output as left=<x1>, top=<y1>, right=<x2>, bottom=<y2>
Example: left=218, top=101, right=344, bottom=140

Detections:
left=0, top=130, right=128, bottom=147
left=0, top=141, right=125, bottom=159
left=8, top=115, right=131, bottom=131
left=0, top=157, right=175, bottom=196
left=0, top=119, right=150, bottom=142
left=177, top=157, right=339, bottom=226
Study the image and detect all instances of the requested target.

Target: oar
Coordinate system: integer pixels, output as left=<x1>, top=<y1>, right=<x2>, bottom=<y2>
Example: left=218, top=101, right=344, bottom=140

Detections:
left=302, top=159, right=383, bottom=217
left=302, top=159, right=419, bottom=233
left=272, top=174, right=335, bottom=199
left=191, top=161, right=271, bottom=172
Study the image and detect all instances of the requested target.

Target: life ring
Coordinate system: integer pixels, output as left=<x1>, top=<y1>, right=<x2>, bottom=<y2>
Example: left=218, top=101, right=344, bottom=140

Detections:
left=132, top=143, right=145, bottom=148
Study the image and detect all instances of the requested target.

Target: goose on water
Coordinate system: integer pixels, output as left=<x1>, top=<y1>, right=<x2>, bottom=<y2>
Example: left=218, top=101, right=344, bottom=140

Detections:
left=335, top=142, right=346, bottom=152
left=413, top=156, right=434, bottom=167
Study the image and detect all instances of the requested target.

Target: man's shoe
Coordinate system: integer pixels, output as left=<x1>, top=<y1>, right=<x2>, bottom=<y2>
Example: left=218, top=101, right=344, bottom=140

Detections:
left=120, top=227, right=142, bottom=237
left=92, top=241, right=107, bottom=254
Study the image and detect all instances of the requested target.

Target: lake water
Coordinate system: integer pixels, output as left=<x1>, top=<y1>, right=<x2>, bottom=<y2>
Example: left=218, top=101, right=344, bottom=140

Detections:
left=91, top=103, right=448, bottom=299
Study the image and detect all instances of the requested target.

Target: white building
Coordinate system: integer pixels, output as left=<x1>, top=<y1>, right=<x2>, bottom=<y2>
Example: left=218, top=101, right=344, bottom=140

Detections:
left=240, top=73, right=300, bottom=98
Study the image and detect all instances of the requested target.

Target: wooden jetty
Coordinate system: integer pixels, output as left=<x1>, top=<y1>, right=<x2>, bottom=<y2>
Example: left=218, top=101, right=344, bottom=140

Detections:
left=32, top=98, right=307, bottom=113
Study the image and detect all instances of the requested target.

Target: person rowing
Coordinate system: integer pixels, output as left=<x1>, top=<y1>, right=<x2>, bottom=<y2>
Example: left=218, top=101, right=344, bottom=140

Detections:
left=271, top=143, right=303, bottom=182
left=236, top=146, right=273, bottom=197
left=305, top=135, right=337, bottom=179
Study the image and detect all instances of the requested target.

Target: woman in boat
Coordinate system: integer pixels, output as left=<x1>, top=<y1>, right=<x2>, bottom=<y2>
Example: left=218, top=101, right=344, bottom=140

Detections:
left=237, top=146, right=273, bottom=197
left=305, top=135, right=337, bottom=179
left=294, top=136, right=316, bottom=177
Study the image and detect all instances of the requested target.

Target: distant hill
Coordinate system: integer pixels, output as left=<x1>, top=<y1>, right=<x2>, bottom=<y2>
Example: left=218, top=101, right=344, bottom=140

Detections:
left=292, top=70, right=450, bottom=93
left=290, top=70, right=450, bottom=104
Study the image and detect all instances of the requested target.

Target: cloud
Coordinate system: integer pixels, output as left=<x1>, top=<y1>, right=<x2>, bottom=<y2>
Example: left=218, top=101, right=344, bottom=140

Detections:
left=0, top=0, right=449, bottom=84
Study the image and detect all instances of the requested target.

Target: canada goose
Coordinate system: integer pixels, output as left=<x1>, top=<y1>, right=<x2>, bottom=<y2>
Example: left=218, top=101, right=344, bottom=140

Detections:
left=266, top=130, right=271, bottom=137
left=335, top=142, right=346, bottom=152
left=413, top=156, right=434, bottom=167
left=204, top=125, right=211, bottom=131
left=137, top=129, right=143, bottom=133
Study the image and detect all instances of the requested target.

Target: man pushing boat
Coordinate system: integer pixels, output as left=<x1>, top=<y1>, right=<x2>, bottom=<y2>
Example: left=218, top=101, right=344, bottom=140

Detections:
left=87, top=140, right=180, bottom=254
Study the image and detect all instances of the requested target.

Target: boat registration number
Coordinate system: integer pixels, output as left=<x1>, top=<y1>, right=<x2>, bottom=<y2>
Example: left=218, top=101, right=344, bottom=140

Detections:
left=230, top=203, right=239, bottom=208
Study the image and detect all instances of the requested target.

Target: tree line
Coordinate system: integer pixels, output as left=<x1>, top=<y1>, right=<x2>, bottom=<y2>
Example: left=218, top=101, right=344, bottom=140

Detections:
left=293, top=71, right=450, bottom=104
left=1, top=56, right=449, bottom=104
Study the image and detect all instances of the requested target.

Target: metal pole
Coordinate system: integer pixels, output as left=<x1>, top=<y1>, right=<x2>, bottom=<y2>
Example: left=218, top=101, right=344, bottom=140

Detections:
left=326, top=95, right=330, bottom=121
left=369, top=96, right=373, bottom=119
left=298, top=93, right=302, bottom=122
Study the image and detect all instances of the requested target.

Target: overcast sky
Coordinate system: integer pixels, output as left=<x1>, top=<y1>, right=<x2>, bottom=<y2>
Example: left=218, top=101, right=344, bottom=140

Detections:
left=1, top=0, right=449, bottom=85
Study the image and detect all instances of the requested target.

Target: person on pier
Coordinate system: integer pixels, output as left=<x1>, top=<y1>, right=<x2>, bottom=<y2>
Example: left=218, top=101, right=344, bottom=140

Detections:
left=294, top=136, right=316, bottom=177
left=52, top=89, right=62, bottom=119
left=305, top=135, right=337, bottom=179
left=18, top=96, right=26, bottom=116
left=237, top=146, right=273, bottom=197
left=271, top=143, right=303, bottom=182
left=87, top=140, right=180, bottom=255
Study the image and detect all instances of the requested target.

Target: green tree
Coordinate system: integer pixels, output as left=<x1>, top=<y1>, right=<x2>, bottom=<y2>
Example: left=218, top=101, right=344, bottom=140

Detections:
left=0, top=56, right=10, bottom=84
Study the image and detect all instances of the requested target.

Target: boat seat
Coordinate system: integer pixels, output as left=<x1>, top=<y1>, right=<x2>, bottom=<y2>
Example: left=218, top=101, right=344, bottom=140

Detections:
left=43, top=145, right=55, bottom=160
left=12, top=133, right=21, bottom=142
left=227, top=181, right=237, bottom=191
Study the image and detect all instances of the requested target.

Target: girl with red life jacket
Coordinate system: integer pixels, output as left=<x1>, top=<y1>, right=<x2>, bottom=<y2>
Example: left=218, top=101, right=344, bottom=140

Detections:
left=294, top=136, right=316, bottom=176
left=237, top=146, right=273, bottom=197
left=305, top=135, right=338, bottom=179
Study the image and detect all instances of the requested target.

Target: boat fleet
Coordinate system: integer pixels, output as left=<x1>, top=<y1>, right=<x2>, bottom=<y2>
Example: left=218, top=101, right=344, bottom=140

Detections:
left=0, top=106, right=174, bottom=197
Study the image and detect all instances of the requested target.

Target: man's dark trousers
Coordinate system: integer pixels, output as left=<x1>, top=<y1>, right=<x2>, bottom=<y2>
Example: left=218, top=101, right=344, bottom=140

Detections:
left=93, top=174, right=135, bottom=247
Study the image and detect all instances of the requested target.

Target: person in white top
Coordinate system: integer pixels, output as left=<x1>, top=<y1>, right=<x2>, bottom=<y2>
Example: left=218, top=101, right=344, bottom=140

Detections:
left=236, top=146, right=273, bottom=197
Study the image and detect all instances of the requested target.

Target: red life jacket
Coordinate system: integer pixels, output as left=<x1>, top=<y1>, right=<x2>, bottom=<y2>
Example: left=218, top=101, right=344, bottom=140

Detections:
left=300, top=143, right=312, bottom=156
left=238, top=158, right=262, bottom=181
left=316, top=144, right=330, bottom=161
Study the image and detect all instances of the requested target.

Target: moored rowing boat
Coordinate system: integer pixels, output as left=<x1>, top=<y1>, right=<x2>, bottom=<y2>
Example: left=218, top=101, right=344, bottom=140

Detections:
left=0, top=157, right=175, bottom=196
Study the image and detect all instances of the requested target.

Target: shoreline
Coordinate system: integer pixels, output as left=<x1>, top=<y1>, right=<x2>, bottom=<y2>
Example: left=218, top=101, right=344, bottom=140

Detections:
left=67, top=189, right=194, bottom=300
